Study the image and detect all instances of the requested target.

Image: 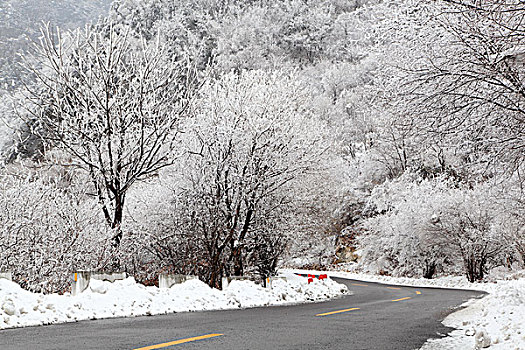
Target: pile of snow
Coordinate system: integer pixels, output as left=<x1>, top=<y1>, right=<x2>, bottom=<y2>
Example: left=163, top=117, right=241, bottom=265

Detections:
left=0, top=272, right=348, bottom=330
left=287, top=268, right=525, bottom=350
left=421, top=278, right=525, bottom=350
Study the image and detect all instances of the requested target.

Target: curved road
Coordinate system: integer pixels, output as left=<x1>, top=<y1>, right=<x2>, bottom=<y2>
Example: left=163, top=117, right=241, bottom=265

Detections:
left=0, top=276, right=484, bottom=349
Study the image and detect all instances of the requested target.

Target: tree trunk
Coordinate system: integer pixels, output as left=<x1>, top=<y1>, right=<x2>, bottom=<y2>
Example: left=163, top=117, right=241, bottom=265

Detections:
left=208, top=256, right=223, bottom=289
left=111, top=193, right=125, bottom=246
left=464, top=253, right=485, bottom=283
left=232, top=246, right=243, bottom=276
left=231, top=208, right=253, bottom=276
left=423, top=260, right=436, bottom=279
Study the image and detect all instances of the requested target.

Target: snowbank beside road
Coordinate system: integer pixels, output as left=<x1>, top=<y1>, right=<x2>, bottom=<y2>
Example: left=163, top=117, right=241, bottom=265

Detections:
left=287, top=268, right=525, bottom=350
left=421, top=278, right=525, bottom=350
left=0, top=272, right=348, bottom=330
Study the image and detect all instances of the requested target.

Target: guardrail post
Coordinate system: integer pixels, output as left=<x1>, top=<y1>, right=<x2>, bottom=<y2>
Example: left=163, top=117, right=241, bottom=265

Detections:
left=71, top=271, right=91, bottom=296
left=71, top=271, right=127, bottom=296
left=264, top=276, right=288, bottom=289
left=159, top=274, right=197, bottom=288
left=90, top=272, right=127, bottom=282
left=0, top=271, right=12, bottom=281
left=221, top=276, right=252, bottom=289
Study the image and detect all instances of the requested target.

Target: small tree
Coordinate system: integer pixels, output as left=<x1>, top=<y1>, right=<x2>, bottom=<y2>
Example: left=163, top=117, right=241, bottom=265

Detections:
left=248, top=229, right=289, bottom=282
left=418, top=181, right=507, bottom=282
left=358, top=173, right=452, bottom=278
left=358, top=173, right=508, bottom=281
left=21, top=23, right=195, bottom=245
left=430, top=205, right=503, bottom=282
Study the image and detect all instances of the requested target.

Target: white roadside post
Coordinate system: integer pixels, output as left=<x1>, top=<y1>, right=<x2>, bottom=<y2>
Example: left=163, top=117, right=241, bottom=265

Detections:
left=0, top=271, right=12, bottom=281
left=90, top=272, right=127, bottom=282
left=264, top=276, right=287, bottom=289
left=221, top=276, right=252, bottom=289
left=71, top=271, right=91, bottom=296
left=159, top=274, right=197, bottom=288
left=71, top=271, right=128, bottom=296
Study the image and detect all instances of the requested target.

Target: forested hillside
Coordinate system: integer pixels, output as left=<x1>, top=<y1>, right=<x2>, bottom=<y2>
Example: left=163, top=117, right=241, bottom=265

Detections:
left=0, top=0, right=112, bottom=92
left=0, top=0, right=524, bottom=293
left=0, top=0, right=112, bottom=157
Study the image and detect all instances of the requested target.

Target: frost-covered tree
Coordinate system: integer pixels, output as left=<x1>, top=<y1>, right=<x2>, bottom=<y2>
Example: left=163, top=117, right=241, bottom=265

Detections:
left=358, top=173, right=455, bottom=278
left=410, top=0, right=525, bottom=172
left=108, top=0, right=383, bottom=73
left=428, top=187, right=507, bottom=282
left=151, top=70, right=331, bottom=287
left=21, top=23, right=195, bottom=245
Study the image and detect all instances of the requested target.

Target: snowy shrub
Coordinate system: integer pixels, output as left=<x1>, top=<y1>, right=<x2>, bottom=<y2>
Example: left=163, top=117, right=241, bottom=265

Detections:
left=358, top=173, right=452, bottom=278
left=484, top=189, right=525, bottom=269
left=428, top=188, right=505, bottom=282
left=358, top=173, right=509, bottom=281
left=121, top=180, right=210, bottom=285
left=0, top=168, right=108, bottom=293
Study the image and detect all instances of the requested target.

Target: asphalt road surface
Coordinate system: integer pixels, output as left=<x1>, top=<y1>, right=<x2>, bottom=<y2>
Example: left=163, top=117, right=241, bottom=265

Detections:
left=0, top=276, right=484, bottom=350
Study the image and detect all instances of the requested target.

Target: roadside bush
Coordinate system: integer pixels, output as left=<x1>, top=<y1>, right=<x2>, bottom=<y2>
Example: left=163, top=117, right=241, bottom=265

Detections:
left=357, top=173, right=509, bottom=281
left=0, top=168, right=108, bottom=293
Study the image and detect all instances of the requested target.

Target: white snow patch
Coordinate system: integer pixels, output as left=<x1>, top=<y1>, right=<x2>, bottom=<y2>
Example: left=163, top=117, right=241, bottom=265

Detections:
left=0, top=271, right=348, bottom=330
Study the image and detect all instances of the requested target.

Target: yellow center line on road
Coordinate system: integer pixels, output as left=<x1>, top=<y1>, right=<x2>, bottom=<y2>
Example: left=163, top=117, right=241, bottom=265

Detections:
left=352, top=283, right=369, bottom=287
left=133, top=333, right=224, bottom=350
left=316, top=307, right=360, bottom=317
left=392, top=297, right=411, bottom=302
left=387, top=287, right=401, bottom=290
left=415, top=291, right=422, bottom=295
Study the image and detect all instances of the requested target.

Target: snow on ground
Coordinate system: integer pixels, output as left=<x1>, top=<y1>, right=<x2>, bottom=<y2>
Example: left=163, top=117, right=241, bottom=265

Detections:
left=0, top=271, right=348, bottom=330
left=287, top=268, right=525, bottom=350
left=421, top=278, right=525, bottom=350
